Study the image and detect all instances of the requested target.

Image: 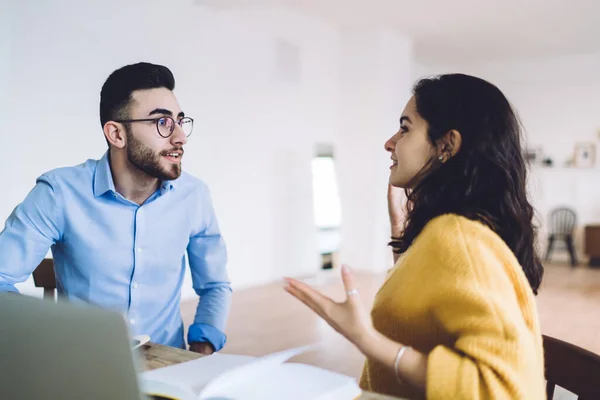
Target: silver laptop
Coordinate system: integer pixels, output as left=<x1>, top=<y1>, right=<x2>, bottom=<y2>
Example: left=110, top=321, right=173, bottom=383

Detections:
left=0, top=293, right=148, bottom=399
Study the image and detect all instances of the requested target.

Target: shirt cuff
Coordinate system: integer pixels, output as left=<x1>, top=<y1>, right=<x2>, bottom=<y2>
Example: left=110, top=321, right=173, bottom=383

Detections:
left=187, top=323, right=227, bottom=352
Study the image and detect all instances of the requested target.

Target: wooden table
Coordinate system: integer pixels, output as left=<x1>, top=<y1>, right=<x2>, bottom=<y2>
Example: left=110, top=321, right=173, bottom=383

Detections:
left=141, top=342, right=405, bottom=400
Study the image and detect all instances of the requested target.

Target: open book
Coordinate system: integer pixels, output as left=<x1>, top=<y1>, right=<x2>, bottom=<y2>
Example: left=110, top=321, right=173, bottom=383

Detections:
left=139, top=345, right=362, bottom=400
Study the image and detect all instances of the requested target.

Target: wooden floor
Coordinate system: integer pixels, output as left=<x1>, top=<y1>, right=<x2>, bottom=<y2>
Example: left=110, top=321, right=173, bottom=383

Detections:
left=181, top=258, right=600, bottom=379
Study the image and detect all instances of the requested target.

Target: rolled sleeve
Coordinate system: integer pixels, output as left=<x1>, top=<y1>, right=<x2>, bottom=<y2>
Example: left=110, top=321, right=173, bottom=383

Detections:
left=186, top=183, right=232, bottom=350
left=187, top=323, right=228, bottom=352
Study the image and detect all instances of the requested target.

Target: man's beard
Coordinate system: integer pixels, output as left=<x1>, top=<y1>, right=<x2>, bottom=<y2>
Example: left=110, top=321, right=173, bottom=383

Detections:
left=126, top=129, right=181, bottom=181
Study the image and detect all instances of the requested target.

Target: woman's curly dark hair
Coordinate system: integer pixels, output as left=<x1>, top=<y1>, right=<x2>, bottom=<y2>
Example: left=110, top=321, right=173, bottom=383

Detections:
left=389, top=74, right=543, bottom=294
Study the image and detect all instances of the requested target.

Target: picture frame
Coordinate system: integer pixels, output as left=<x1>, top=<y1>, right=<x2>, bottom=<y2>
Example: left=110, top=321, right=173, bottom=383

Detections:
left=574, top=142, right=596, bottom=168
left=524, top=147, right=542, bottom=165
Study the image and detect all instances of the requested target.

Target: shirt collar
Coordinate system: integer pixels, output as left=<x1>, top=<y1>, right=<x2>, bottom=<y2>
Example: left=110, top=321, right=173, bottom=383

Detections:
left=160, top=179, right=176, bottom=194
left=93, top=151, right=115, bottom=198
left=93, top=151, right=177, bottom=198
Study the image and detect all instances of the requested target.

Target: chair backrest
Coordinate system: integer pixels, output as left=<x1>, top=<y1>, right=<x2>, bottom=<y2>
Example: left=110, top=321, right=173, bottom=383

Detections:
left=32, top=258, right=56, bottom=300
left=543, top=334, right=600, bottom=400
left=548, top=207, right=577, bottom=235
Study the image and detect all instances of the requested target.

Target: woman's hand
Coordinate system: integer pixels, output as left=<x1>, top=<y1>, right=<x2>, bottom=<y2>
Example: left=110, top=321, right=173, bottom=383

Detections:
left=285, top=265, right=429, bottom=390
left=387, top=183, right=405, bottom=237
left=284, top=265, right=375, bottom=353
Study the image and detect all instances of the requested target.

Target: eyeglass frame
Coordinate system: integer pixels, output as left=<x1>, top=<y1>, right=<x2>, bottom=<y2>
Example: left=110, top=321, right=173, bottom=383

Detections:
left=113, top=116, right=194, bottom=138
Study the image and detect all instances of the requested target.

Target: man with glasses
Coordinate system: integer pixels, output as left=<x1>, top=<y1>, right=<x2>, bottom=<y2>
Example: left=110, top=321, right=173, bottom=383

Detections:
left=0, top=62, right=231, bottom=355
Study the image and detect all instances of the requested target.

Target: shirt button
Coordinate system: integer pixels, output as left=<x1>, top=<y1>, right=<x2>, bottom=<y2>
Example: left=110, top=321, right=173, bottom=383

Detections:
left=137, top=248, right=143, bottom=253
left=132, top=282, right=138, bottom=289
left=130, top=319, right=136, bottom=325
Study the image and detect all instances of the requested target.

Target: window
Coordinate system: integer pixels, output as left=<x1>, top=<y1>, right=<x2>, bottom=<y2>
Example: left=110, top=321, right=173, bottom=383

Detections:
left=311, top=145, right=342, bottom=269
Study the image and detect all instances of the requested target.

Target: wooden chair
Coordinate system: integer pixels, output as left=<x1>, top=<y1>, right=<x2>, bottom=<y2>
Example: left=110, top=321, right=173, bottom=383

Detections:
left=545, top=207, right=578, bottom=267
left=32, top=258, right=56, bottom=301
left=543, top=334, right=600, bottom=399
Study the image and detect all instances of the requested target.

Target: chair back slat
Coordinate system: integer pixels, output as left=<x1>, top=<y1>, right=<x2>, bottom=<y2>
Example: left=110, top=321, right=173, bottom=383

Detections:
left=32, top=258, right=56, bottom=300
left=549, top=207, right=577, bottom=235
left=543, top=334, right=600, bottom=399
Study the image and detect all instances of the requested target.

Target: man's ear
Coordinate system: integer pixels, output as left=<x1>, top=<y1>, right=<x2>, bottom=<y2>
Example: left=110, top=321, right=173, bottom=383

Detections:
left=436, top=129, right=462, bottom=163
left=104, top=122, right=126, bottom=149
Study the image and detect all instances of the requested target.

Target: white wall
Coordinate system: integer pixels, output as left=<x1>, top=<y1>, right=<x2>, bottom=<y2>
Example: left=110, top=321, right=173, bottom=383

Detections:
left=415, top=53, right=600, bottom=257
left=3, top=1, right=414, bottom=297
left=337, top=28, right=413, bottom=273
left=0, top=0, right=13, bottom=131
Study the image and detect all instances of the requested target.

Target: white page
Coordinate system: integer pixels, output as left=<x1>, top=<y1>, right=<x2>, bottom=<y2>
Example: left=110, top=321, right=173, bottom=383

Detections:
left=201, top=363, right=361, bottom=400
left=139, top=344, right=336, bottom=400
left=140, top=353, right=255, bottom=397
left=198, top=345, right=316, bottom=399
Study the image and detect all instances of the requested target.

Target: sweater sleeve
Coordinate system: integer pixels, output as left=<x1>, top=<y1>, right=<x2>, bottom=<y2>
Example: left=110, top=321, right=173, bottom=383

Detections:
left=424, top=217, right=544, bottom=400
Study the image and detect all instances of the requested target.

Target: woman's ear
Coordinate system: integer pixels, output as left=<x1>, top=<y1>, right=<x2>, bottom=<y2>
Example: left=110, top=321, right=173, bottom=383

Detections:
left=436, top=129, right=462, bottom=162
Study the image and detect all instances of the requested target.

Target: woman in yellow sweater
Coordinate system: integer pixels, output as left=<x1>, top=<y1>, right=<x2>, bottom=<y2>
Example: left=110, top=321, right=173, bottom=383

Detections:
left=284, top=73, right=546, bottom=399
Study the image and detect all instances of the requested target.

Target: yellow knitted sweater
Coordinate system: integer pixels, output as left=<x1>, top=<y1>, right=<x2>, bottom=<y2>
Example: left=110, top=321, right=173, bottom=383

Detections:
left=359, top=214, right=546, bottom=399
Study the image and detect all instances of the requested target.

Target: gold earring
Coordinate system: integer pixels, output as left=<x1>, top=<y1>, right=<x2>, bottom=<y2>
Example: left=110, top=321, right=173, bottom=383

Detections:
left=438, top=155, right=444, bottom=161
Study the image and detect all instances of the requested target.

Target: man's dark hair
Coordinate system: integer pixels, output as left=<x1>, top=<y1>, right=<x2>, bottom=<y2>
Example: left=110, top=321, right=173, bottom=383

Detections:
left=99, top=62, right=175, bottom=128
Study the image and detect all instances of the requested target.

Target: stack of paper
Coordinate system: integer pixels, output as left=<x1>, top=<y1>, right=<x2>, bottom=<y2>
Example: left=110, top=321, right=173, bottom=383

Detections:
left=139, top=345, right=361, bottom=400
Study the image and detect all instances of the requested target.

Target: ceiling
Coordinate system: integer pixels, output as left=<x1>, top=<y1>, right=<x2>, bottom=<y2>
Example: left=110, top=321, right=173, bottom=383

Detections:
left=196, top=0, right=600, bottom=65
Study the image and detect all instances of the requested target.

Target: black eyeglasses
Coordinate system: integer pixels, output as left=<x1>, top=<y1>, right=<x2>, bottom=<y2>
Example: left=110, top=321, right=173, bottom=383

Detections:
left=114, top=116, right=194, bottom=138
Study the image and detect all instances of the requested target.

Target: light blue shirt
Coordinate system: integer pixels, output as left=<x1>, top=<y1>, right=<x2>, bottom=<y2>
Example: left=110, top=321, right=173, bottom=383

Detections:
left=0, top=152, right=232, bottom=351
